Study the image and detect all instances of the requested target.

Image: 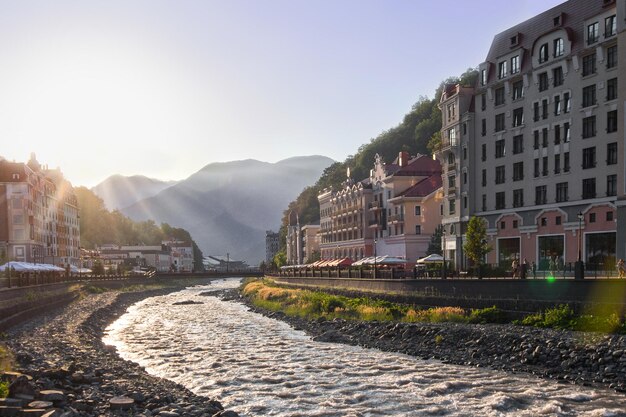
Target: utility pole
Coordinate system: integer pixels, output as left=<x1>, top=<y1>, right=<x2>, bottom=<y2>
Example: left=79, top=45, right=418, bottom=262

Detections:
left=226, top=252, right=230, bottom=273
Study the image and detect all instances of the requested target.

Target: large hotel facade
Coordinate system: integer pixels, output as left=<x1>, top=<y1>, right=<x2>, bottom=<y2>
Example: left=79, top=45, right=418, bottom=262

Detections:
left=0, top=154, right=81, bottom=268
left=438, top=0, right=625, bottom=270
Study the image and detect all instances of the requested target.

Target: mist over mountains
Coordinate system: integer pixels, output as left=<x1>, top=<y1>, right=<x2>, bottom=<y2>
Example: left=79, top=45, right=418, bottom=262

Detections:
left=92, top=156, right=334, bottom=263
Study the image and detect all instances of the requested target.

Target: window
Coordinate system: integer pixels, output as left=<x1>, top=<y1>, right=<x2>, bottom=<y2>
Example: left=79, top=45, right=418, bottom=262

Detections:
left=607, top=110, right=617, bottom=133
left=607, top=143, right=617, bottom=165
left=463, top=196, right=467, bottom=209
left=556, top=182, right=568, bottom=202
left=541, top=217, right=548, bottom=226
left=481, top=93, right=486, bottom=110
left=496, top=192, right=506, bottom=209
left=482, top=169, right=487, bottom=187
left=556, top=216, right=562, bottom=225
left=447, top=152, right=455, bottom=165
left=606, top=45, right=617, bottom=69
left=587, top=22, right=599, bottom=44
left=554, top=124, right=561, bottom=144
left=583, top=116, right=596, bottom=139
left=495, top=165, right=506, bottom=184
left=582, top=178, right=596, bottom=199
left=554, top=95, right=561, bottom=115
left=539, top=43, right=549, bottom=63
left=534, top=158, right=540, bottom=178
left=542, top=99, right=548, bottom=119
left=542, top=128, right=548, bottom=147
left=511, top=55, right=520, bottom=74
left=553, top=66, right=564, bottom=87
left=495, top=139, right=505, bottom=158
left=605, top=15, right=617, bottom=37
left=448, top=175, right=456, bottom=188
left=607, top=211, right=614, bottom=221
left=533, top=102, right=540, bottom=122
left=536, top=185, right=547, bottom=205
left=590, top=213, right=596, bottom=223
left=513, top=162, right=524, bottom=181
left=463, top=171, right=467, bottom=184
left=563, top=122, right=570, bottom=143
left=563, top=92, right=571, bottom=112
left=498, top=61, right=508, bottom=79
left=481, top=119, right=486, bottom=136
left=582, top=85, right=596, bottom=107
left=495, top=87, right=505, bottom=105
left=447, top=127, right=457, bottom=145
left=582, top=147, right=596, bottom=169
left=449, top=199, right=456, bottom=215
left=462, top=123, right=467, bottom=135
left=564, top=152, right=570, bottom=172
left=534, top=130, right=539, bottom=149
left=414, top=206, right=421, bottom=216
left=607, top=78, right=617, bottom=101
left=553, top=38, right=564, bottom=57
left=500, top=221, right=506, bottom=230
left=415, top=225, right=421, bottom=235
left=463, top=147, right=467, bottom=160
left=513, top=189, right=524, bottom=207
left=554, top=154, right=560, bottom=174
left=539, top=72, right=549, bottom=91
left=512, top=80, right=523, bottom=100
left=481, top=144, right=487, bottom=161
left=512, top=108, right=524, bottom=127
left=542, top=156, right=548, bottom=176
left=513, top=220, right=518, bottom=228
left=495, top=113, right=505, bottom=132
left=481, top=69, right=487, bottom=86
left=582, top=54, right=596, bottom=76
left=607, top=174, right=617, bottom=197
left=510, top=34, right=519, bottom=46
left=447, top=103, right=456, bottom=120
left=482, top=194, right=487, bottom=211
left=513, top=135, right=524, bottom=154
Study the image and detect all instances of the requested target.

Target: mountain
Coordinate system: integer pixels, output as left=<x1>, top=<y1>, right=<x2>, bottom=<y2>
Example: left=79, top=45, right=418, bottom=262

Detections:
left=119, top=155, right=334, bottom=264
left=92, top=175, right=178, bottom=210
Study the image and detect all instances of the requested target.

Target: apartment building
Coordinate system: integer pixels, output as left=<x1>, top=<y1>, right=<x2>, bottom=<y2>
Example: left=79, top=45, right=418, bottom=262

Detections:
left=471, top=0, right=623, bottom=269
left=301, top=224, right=321, bottom=263
left=265, top=230, right=280, bottom=264
left=436, top=84, right=476, bottom=269
left=318, top=152, right=442, bottom=263
left=0, top=154, right=80, bottom=267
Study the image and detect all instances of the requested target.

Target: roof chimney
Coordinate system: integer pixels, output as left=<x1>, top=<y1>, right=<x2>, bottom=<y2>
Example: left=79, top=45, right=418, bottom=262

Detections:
left=399, top=151, right=410, bottom=167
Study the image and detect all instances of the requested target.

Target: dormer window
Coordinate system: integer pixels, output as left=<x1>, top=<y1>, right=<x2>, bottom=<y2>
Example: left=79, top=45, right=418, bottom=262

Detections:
left=539, top=43, right=549, bottom=63
left=498, top=61, right=507, bottom=79
left=553, top=38, right=564, bottom=57
left=587, top=22, right=599, bottom=45
left=553, top=15, right=561, bottom=26
left=510, top=34, right=519, bottom=47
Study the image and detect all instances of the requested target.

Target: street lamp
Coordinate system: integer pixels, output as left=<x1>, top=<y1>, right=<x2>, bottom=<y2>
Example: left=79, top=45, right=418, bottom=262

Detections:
left=5, top=241, right=11, bottom=288
left=373, top=239, right=378, bottom=279
left=575, top=212, right=585, bottom=280
left=442, top=227, right=447, bottom=280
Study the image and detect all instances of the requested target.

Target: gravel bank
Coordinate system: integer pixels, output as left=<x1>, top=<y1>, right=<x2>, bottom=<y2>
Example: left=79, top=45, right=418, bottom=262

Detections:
left=241, top=296, right=626, bottom=394
left=5, top=288, right=239, bottom=417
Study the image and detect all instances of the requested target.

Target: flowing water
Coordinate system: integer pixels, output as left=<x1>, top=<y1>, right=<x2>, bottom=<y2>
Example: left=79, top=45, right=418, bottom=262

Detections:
left=104, top=279, right=626, bottom=416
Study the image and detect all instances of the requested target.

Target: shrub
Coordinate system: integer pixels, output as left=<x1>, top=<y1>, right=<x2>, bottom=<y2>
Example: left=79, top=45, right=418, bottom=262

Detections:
left=0, top=381, right=8, bottom=399
left=542, top=304, right=575, bottom=329
left=468, top=306, right=509, bottom=324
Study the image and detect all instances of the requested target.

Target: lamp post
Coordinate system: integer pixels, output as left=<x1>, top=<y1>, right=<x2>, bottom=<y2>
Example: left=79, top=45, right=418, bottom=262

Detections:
left=575, top=212, right=585, bottom=280
left=442, top=227, right=447, bottom=280
left=373, top=239, right=378, bottom=279
left=5, top=241, right=11, bottom=288
left=226, top=252, right=230, bottom=273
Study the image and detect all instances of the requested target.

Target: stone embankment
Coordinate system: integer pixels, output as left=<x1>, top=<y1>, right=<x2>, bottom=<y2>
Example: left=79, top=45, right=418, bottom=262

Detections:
left=243, top=299, right=626, bottom=394
left=3, top=289, right=239, bottom=417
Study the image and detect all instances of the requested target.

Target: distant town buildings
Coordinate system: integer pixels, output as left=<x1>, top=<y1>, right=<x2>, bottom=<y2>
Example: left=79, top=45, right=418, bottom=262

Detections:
left=0, top=153, right=80, bottom=268
left=98, top=240, right=194, bottom=272
left=265, top=230, right=280, bottom=264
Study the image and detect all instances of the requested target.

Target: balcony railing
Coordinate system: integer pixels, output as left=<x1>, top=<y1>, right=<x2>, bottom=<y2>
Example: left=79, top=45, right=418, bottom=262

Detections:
left=388, top=214, right=404, bottom=223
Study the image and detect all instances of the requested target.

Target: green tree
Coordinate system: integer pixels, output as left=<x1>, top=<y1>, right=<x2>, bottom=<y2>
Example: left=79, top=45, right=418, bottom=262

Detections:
left=427, top=225, right=443, bottom=255
left=273, top=251, right=287, bottom=268
left=463, top=217, right=492, bottom=276
left=92, top=260, right=105, bottom=276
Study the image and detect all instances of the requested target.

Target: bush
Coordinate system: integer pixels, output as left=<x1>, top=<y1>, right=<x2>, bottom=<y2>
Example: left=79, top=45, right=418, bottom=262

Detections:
left=468, top=306, right=509, bottom=324
left=0, top=381, right=8, bottom=399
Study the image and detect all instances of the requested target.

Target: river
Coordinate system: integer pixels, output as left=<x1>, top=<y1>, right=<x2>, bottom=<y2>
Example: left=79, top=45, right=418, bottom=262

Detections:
left=103, top=279, right=626, bottom=416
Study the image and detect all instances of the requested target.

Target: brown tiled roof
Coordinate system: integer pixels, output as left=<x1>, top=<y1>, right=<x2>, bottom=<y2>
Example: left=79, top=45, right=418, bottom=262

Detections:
left=398, top=175, right=442, bottom=198
left=390, top=154, right=442, bottom=177
left=484, top=0, right=611, bottom=81
left=0, top=161, right=29, bottom=182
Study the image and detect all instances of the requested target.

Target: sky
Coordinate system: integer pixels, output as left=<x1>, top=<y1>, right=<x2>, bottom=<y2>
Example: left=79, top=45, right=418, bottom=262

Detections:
left=0, top=0, right=565, bottom=188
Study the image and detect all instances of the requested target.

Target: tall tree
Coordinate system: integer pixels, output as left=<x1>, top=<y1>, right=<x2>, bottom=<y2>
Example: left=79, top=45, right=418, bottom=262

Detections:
left=463, top=217, right=492, bottom=274
left=427, top=225, right=443, bottom=255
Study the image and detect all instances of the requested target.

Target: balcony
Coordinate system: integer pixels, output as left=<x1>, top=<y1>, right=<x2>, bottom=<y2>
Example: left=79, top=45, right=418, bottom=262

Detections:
left=368, top=219, right=381, bottom=228
left=368, top=201, right=381, bottom=210
left=388, top=214, right=404, bottom=224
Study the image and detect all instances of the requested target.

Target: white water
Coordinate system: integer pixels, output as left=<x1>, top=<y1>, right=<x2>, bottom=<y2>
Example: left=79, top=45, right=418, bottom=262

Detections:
left=104, top=279, right=626, bottom=416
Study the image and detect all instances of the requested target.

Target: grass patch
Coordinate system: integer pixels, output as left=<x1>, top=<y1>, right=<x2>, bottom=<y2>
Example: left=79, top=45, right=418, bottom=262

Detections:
left=0, top=344, right=13, bottom=372
left=0, top=381, right=8, bottom=398
left=517, top=304, right=626, bottom=333
left=85, top=285, right=108, bottom=294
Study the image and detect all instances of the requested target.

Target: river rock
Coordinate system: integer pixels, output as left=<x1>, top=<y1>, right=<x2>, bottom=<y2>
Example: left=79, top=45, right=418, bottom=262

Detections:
left=28, top=400, right=53, bottom=409
left=109, top=396, right=134, bottom=410
left=8, top=375, right=36, bottom=400
left=172, top=300, right=203, bottom=305
left=38, top=390, right=64, bottom=402
left=212, top=411, right=239, bottom=417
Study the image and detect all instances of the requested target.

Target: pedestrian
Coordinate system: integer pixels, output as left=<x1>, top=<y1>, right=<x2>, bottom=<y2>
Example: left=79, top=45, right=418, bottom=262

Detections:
left=511, top=259, right=519, bottom=278
left=521, top=258, right=528, bottom=279
left=617, top=259, right=625, bottom=279
left=531, top=261, right=536, bottom=279
left=549, top=256, right=556, bottom=276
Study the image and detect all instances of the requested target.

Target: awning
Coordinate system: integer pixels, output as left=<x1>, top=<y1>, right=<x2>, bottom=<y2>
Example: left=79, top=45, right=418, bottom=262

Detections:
left=416, top=254, right=444, bottom=264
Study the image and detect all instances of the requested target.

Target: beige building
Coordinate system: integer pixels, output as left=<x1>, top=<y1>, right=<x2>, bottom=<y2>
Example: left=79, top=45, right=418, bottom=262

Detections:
left=469, top=0, right=623, bottom=269
left=301, top=224, right=320, bottom=263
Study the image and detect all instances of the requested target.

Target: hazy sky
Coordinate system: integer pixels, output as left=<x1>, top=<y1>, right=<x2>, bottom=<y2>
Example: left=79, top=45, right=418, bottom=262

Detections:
left=0, top=0, right=564, bottom=187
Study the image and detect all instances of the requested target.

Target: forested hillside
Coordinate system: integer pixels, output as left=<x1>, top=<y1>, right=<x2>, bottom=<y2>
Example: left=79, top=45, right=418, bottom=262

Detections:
left=278, top=69, right=478, bottom=248
left=75, top=187, right=204, bottom=270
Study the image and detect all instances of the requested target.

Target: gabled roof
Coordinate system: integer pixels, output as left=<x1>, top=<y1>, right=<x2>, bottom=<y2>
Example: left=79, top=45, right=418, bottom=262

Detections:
left=397, top=175, right=442, bottom=198
left=387, top=154, right=442, bottom=177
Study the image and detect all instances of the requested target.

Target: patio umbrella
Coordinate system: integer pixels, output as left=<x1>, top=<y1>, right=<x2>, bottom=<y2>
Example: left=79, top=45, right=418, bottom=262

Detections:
left=416, top=254, right=444, bottom=264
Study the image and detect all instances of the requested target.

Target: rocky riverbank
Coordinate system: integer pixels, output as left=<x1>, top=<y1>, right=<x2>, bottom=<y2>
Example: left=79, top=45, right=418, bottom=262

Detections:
left=3, top=287, right=239, bottom=417
left=241, top=295, right=626, bottom=394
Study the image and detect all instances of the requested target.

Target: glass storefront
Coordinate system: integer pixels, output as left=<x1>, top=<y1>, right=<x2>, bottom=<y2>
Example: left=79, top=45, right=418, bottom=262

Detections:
left=585, top=232, right=616, bottom=269
left=538, top=235, right=564, bottom=271
left=498, top=238, right=520, bottom=268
